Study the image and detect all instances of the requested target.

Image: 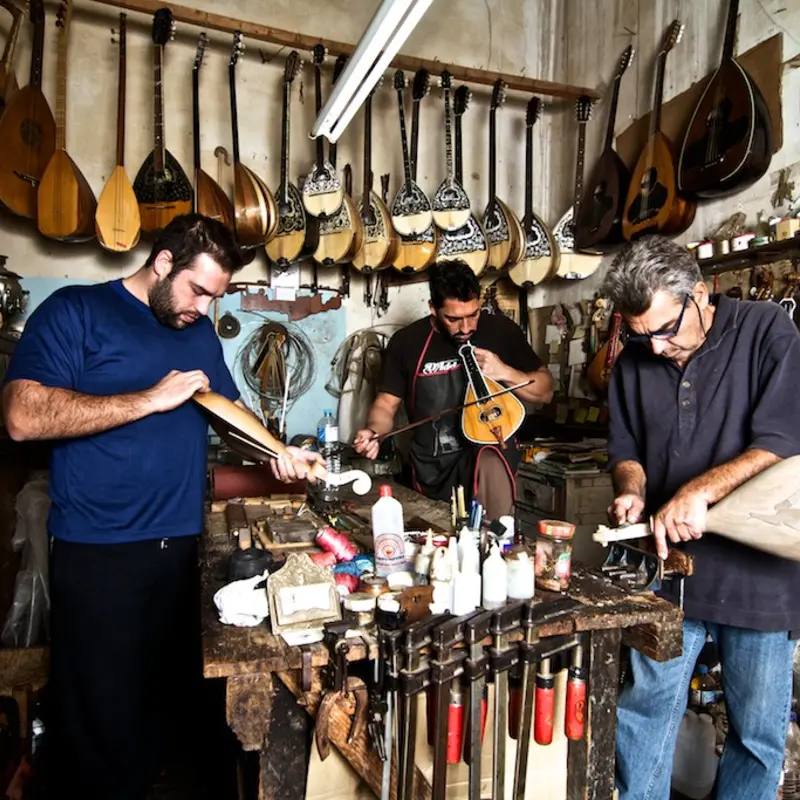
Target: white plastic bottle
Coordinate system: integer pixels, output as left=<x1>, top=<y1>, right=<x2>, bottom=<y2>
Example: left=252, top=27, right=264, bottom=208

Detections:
left=482, top=543, right=507, bottom=609
left=371, top=485, right=405, bottom=576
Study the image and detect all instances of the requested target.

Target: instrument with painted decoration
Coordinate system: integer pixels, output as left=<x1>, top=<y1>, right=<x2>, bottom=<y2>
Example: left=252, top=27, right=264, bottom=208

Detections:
left=509, top=96, right=558, bottom=288
left=587, top=311, right=622, bottom=393
left=0, top=0, right=23, bottom=114
left=37, top=0, right=97, bottom=242
left=95, top=13, right=141, bottom=252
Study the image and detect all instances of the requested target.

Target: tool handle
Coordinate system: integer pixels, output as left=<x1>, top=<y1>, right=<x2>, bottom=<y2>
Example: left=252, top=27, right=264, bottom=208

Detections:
left=508, top=681, right=522, bottom=740
left=446, top=701, right=464, bottom=764
left=565, top=669, right=587, bottom=741
left=534, top=674, right=555, bottom=746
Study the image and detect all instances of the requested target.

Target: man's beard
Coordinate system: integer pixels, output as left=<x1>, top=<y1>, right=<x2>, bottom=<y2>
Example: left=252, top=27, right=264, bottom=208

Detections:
left=148, top=278, right=197, bottom=329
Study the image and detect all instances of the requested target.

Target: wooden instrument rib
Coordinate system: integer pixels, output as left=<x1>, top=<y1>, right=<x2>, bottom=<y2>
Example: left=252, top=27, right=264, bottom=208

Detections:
left=0, top=0, right=23, bottom=112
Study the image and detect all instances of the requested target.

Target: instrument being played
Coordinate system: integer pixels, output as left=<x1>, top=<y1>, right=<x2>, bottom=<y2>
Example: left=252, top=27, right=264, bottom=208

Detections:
left=677, top=0, right=773, bottom=199
left=436, top=84, right=488, bottom=276
left=551, top=97, right=603, bottom=280
left=508, top=96, right=558, bottom=288
left=133, top=8, right=193, bottom=232
left=0, top=0, right=55, bottom=219
left=313, top=54, right=362, bottom=267
left=457, top=341, right=525, bottom=449
left=351, top=80, right=399, bottom=273
left=587, top=311, right=622, bottom=393
left=392, top=70, right=437, bottom=274
left=0, top=0, right=22, bottom=114
left=37, top=0, right=96, bottom=242
left=623, top=20, right=696, bottom=241
left=95, top=12, right=141, bottom=252
left=574, top=45, right=635, bottom=251
left=229, top=33, right=278, bottom=250
left=302, top=45, right=343, bottom=219
left=192, top=33, right=234, bottom=231
left=391, top=69, right=434, bottom=237
left=266, top=51, right=311, bottom=267
left=483, top=80, right=525, bottom=273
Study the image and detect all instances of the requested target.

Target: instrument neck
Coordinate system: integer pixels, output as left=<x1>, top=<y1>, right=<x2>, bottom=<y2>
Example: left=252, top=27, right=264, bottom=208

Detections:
left=604, top=75, right=622, bottom=152
left=411, top=100, right=421, bottom=182
left=314, top=63, right=324, bottom=171
left=192, top=68, right=201, bottom=178
left=524, top=124, right=533, bottom=222
left=454, top=112, right=463, bottom=185
left=229, top=64, right=240, bottom=165
left=362, top=93, right=372, bottom=208
left=488, top=108, right=497, bottom=202
left=29, top=7, right=45, bottom=88
left=573, top=120, right=587, bottom=216
left=397, top=89, right=413, bottom=187
left=2, top=10, right=21, bottom=68
left=329, top=138, right=338, bottom=171
left=651, top=51, right=668, bottom=135
left=722, top=0, right=740, bottom=62
left=55, top=4, right=72, bottom=150
left=443, top=86, right=454, bottom=181
left=280, top=82, right=291, bottom=204
left=459, top=344, right=492, bottom=401
left=153, top=45, right=166, bottom=173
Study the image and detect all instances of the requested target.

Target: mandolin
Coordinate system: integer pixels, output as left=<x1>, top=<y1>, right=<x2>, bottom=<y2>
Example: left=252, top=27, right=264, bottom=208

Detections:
left=391, top=69, right=434, bottom=237
left=192, top=33, right=234, bottom=231
left=133, top=8, right=193, bottom=233
left=437, top=84, right=488, bottom=276
left=352, top=80, right=399, bottom=273
left=313, top=54, right=362, bottom=267
left=678, top=0, right=773, bottom=199
left=266, top=50, right=311, bottom=268
left=95, top=12, right=141, bottom=252
left=431, top=71, right=471, bottom=231
left=574, top=45, right=634, bottom=251
left=483, top=80, right=525, bottom=273
left=458, top=341, right=525, bottom=449
left=302, top=45, right=343, bottom=219
left=37, top=0, right=96, bottom=242
left=623, top=20, right=696, bottom=241
left=509, top=96, right=558, bottom=288
left=0, top=0, right=54, bottom=219
left=587, top=311, right=623, bottom=394
left=392, top=69, right=437, bottom=274
left=552, top=97, right=603, bottom=279
left=0, top=0, right=22, bottom=114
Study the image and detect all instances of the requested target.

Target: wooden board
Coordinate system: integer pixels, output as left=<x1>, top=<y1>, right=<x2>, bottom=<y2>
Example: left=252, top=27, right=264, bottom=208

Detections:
left=616, top=34, right=783, bottom=169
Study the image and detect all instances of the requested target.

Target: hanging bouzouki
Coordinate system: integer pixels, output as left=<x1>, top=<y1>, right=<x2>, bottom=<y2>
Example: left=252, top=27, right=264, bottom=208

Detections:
left=623, top=20, right=696, bottom=241
left=0, top=0, right=23, bottom=114
left=509, top=96, right=558, bottom=288
left=0, top=0, right=54, bottom=219
left=458, top=341, right=525, bottom=449
left=37, top=0, right=96, bottom=242
left=392, top=70, right=437, bottom=274
left=95, top=12, right=141, bottom=252
left=352, top=79, right=399, bottom=273
left=302, top=45, right=343, bottom=219
left=266, top=51, right=311, bottom=268
left=552, top=97, right=603, bottom=280
left=677, top=0, right=773, bottom=199
left=574, top=45, right=634, bottom=251
left=314, top=54, right=362, bottom=266
left=228, top=33, right=277, bottom=250
left=191, top=33, right=234, bottom=231
left=437, top=84, right=488, bottom=276
left=483, top=80, right=524, bottom=273
left=133, top=8, right=193, bottom=233
left=587, top=311, right=623, bottom=394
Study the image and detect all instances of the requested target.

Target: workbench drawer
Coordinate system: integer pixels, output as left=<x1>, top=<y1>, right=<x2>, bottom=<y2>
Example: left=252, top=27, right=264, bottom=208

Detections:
left=516, top=471, right=564, bottom=516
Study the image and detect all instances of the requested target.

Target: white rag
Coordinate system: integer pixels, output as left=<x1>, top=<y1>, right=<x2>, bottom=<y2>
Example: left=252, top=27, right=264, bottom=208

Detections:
left=213, top=571, right=271, bottom=627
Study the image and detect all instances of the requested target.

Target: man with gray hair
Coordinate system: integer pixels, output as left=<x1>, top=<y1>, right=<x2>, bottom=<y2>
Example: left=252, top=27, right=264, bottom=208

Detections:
left=603, top=235, right=800, bottom=799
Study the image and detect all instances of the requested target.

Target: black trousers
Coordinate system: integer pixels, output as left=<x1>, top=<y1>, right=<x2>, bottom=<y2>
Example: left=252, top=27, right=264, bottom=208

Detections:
left=47, top=535, right=200, bottom=800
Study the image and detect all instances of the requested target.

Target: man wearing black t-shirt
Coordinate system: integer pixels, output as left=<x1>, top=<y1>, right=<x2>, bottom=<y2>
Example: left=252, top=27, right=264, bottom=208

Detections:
left=353, top=261, right=553, bottom=519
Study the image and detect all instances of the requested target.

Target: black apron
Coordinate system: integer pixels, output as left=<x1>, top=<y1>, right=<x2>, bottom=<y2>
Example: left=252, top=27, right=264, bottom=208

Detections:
left=408, top=321, right=520, bottom=504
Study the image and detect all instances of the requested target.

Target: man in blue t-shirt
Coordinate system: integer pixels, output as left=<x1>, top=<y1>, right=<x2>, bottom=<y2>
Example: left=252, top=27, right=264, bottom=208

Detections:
left=3, top=214, right=319, bottom=798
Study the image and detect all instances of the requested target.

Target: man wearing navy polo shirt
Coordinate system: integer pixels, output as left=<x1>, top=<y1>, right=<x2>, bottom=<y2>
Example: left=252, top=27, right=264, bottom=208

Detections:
left=603, top=236, right=800, bottom=800
left=2, top=215, right=319, bottom=798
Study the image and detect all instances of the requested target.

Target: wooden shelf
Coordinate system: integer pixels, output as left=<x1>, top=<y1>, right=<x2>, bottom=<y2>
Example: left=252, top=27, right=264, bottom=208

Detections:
left=89, top=0, right=600, bottom=101
left=700, top=236, right=800, bottom=276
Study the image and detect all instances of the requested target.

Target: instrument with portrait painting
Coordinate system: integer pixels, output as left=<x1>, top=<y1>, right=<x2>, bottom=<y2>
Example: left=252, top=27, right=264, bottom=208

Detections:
left=95, top=12, right=142, bottom=252
left=587, top=311, right=623, bottom=394
left=0, top=0, right=23, bottom=114
left=457, top=342, right=525, bottom=449
left=37, top=0, right=97, bottom=242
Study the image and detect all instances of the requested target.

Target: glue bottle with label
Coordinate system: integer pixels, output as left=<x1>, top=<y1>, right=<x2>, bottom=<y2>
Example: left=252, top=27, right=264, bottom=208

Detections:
left=372, top=485, right=405, bottom=577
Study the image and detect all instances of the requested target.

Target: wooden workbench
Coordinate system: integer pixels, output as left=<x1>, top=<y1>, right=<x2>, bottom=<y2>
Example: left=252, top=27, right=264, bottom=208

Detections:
left=200, top=481, right=683, bottom=800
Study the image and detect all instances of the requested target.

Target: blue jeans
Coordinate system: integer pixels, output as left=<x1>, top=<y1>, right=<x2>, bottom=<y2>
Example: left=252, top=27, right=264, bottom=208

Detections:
left=616, top=618, right=795, bottom=800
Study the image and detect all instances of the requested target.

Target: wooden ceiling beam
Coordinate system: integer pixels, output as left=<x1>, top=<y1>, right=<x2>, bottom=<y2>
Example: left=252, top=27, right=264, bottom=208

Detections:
left=89, top=0, right=600, bottom=101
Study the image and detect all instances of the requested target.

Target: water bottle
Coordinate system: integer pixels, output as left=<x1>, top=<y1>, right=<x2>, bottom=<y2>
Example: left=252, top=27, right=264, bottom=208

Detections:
left=317, top=409, right=341, bottom=485
left=783, top=713, right=800, bottom=799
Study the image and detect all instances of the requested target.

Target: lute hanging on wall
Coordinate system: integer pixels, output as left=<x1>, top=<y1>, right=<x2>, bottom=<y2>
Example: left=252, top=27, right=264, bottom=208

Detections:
left=574, top=45, right=634, bottom=251
left=0, top=0, right=55, bottom=219
left=192, top=33, right=234, bottom=231
left=0, top=0, right=23, bottom=114
left=95, top=12, right=141, bottom=252
left=436, top=84, right=488, bottom=276
left=37, top=0, right=97, bottom=242
left=133, top=8, right=193, bottom=233
left=508, top=96, right=558, bottom=288
left=677, top=0, right=773, bottom=199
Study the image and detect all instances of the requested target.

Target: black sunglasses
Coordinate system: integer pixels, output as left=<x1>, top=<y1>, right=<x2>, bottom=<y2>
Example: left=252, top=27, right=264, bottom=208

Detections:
left=627, top=294, right=691, bottom=344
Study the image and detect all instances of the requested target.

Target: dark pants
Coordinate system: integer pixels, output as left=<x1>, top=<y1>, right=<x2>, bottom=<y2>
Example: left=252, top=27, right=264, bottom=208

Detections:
left=47, top=535, right=200, bottom=800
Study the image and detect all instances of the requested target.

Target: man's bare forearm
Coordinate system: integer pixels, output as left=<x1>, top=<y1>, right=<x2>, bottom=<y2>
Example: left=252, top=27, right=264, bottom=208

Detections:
left=366, top=406, right=396, bottom=436
left=504, top=366, right=554, bottom=404
left=3, top=380, right=154, bottom=441
left=611, top=460, right=646, bottom=498
left=680, top=448, right=781, bottom=505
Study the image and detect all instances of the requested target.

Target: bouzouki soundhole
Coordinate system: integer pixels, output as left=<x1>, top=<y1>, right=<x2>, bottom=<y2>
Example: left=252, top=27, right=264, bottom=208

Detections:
left=134, top=151, right=192, bottom=206
left=438, top=218, right=486, bottom=258
left=484, top=200, right=510, bottom=244
left=392, top=182, right=431, bottom=218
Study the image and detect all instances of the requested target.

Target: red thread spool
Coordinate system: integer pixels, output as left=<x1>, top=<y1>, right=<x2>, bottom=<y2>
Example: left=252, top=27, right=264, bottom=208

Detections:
left=309, top=551, right=337, bottom=568
left=315, top=526, right=358, bottom=562
left=334, top=572, right=360, bottom=593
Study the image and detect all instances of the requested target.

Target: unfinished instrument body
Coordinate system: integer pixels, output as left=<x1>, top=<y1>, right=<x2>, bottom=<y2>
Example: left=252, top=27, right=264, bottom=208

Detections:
left=0, top=0, right=23, bottom=114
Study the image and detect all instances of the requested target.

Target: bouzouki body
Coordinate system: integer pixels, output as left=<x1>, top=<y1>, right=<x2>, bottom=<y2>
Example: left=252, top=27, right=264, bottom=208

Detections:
left=587, top=311, right=623, bottom=393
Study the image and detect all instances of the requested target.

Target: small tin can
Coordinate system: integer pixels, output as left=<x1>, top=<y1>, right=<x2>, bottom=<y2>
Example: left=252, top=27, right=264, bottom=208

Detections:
left=343, top=592, right=377, bottom=627
left=360, top=574, right=389, bottom=598
left=535, top=520, right=576, bottom=592
left=714, top=239, right=730, bottom=256
left=732, top=233, right=755, bottom=252
left=696, top=241, right=715, bottom=260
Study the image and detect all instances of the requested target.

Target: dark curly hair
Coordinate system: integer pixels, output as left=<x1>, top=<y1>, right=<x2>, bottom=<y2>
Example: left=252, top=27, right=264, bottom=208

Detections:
left=428, top=260, right=481, bottom=309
